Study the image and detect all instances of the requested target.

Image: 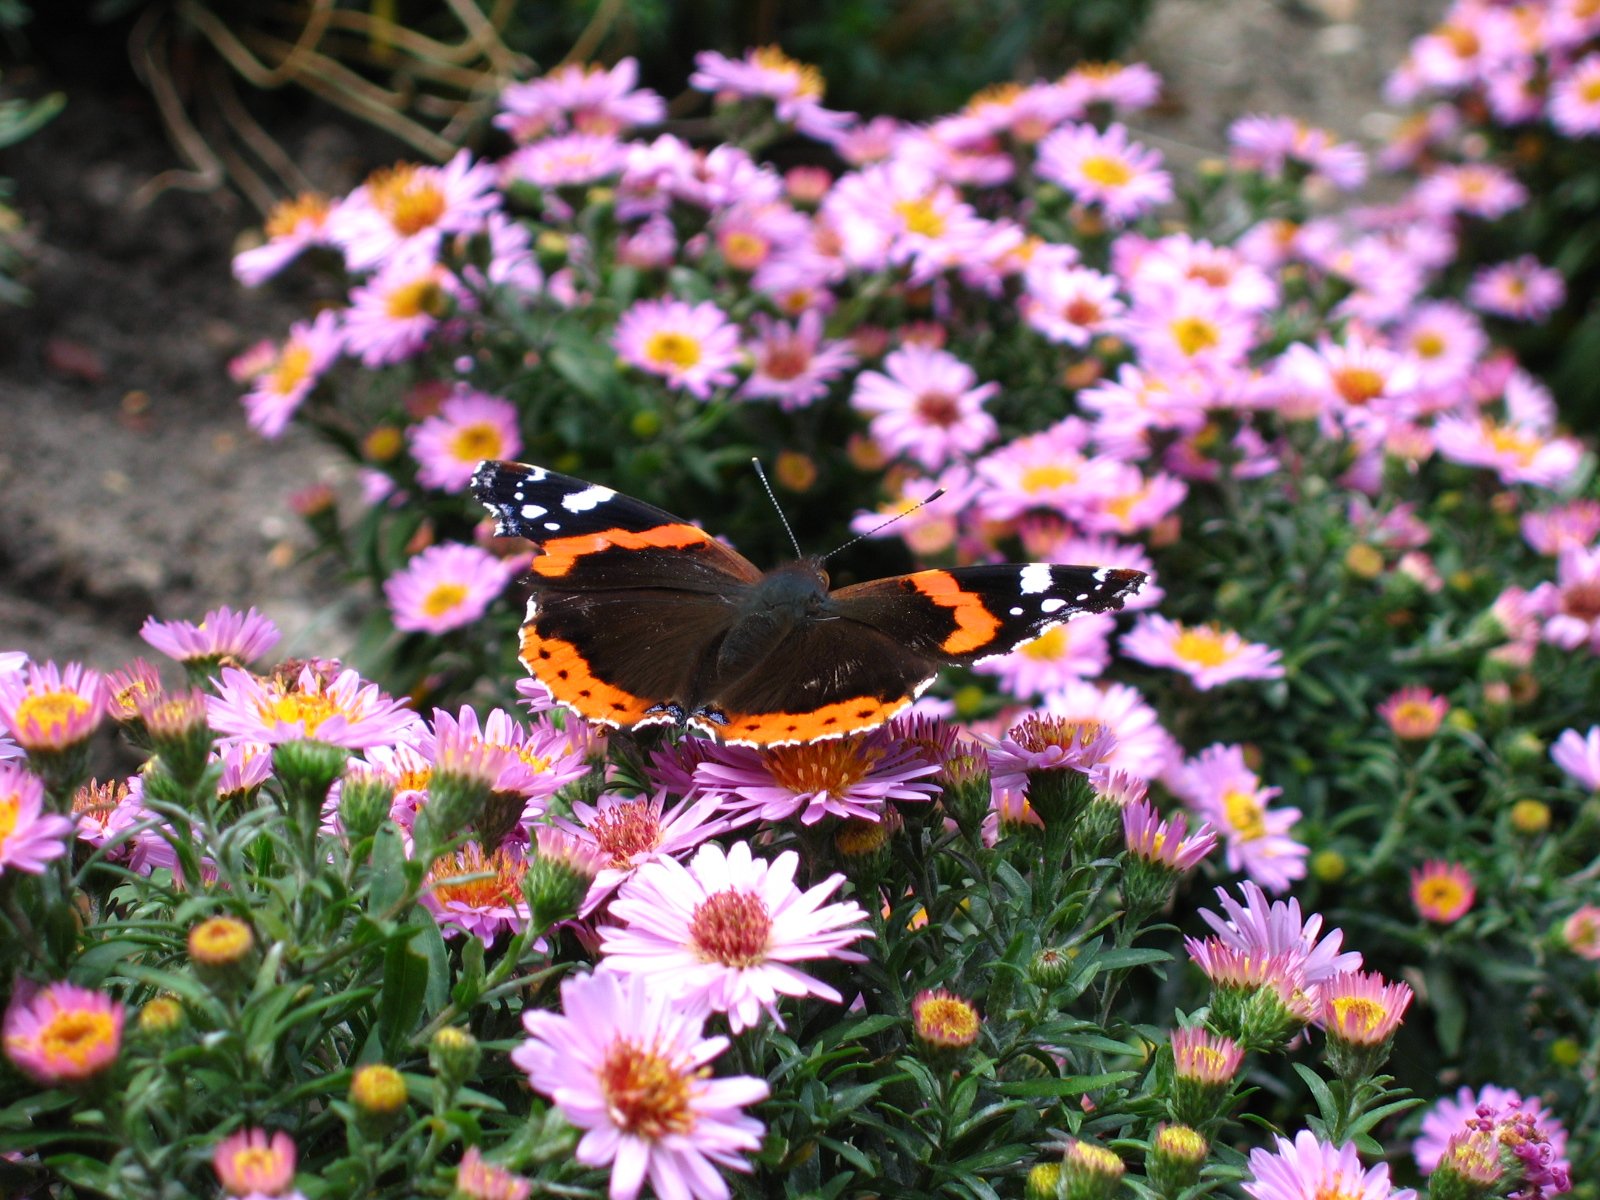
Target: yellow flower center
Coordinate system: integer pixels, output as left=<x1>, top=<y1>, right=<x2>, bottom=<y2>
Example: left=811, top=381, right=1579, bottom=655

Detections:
left=224, top=1146, right=288, bottom=1191
left=188, top=917, right=254, bottom=966
left=1079, top=154, right=1134, bottom=187
left=367, top=164, right=447, bottom=237
left=422, top=582, right=471, bottom=618
left=599, top=1037, right=696, bottom=1138
left=1418, top=877, right=1466, bottom=912
left=386, top=276, right=446, bottom=320
left=894, top=196, right=947, bottom=238
left=40, top=1009, right=118, bottom=1072
left=1411, top=330, right=1446, bottom=358
left=447, top=421, right=505, bottom=463
left=1020, top=463, right=1079, bottom=493
left=1020, top=626, right=1068, bottom=661
left=262, top=691, right=340, bottom=736
left=644, top=331, right=702, bottom=370
left=268, top=342, right=313, bottom=397
left=1485, top=422, right=1540, bottom=466
left=0, top=793, right=18, bottom=847
left=1582, top=77, right=1600, bottom=105
left=14, top=691, right=91, bottom=740
left=720, top=230, right=769, bottom=269
left=915, top=994, right=980, bottom=1046
left=1172, top=627, right=1232, bottom=667
left=1169, top=316, right=1220, bottom=357
left=1222, top=789, right=1266, bottom=841
left=1330, top=994, right=1387, bottom=1036
left=428, top=844, right=526, bottom=908
left=264, top=192, right=330, bottom=239
left=751, top=45, right=825, bottom=99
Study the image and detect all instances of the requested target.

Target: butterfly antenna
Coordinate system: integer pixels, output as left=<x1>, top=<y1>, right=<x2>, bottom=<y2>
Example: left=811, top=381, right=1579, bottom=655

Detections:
left=822, top=487, right=947, bottom=563
left=751, top=458, right=805, bottom=560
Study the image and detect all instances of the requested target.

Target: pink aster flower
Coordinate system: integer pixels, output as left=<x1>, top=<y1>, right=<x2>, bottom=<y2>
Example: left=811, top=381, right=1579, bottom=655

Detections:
left=1552, top=725, right=1600, bottom=789
left=213, top=1127, right=305, bottom=1199
left=1411, top=860, right=1475, bottom=924
left=739, top=311, right=856, bottom=409
left=1020, top=261, right=1124, bottom=347
left=1523, top=500, right=1600, bottom=556
left=341, top=248, right=460, bottom=367
left=613, top=298, right=742, bottom=398
left=239, top=309, right=343, bottom=438
left=512, top=968, right=768, bottom=1200
left=456, top=1146, right=531, bottom=1200
left=562, top=790, right=735, bottom=914
left=1527, top=544, right=1600, bottom=651
left=208, top=664, right=420, bottom=750
left=1245, top=1131, right=1416, bottom=1200
left=1414, top=1084, right=1570, bottom=1180
left=1119, top=284, right=1257, bottom=378
left=1197, top=880, right=1362, bottom=986
left=0, top=763, right=73, bottom=875
left=1228, top=114, right=1368, bottom=190
left=1321, top=969, right=1413, bottom=1047
left=1468, top=256, right=1566, bottom=321
left=973, top=613, right=1114, bottom=698
left=1122, top=799, right=1216, bottom=871
left=501, top=132, right=630, bottom=192
left=1173, top=745, right=1306, bottom=894
left=1550, top=52, right=1600, bottom=136
left=384, top=543, right=518, bottom=635
left=0, top=660, right=108, bottom=756
left=1415, top=162, right=1528, bottom=221
left=820, top=160, right=995, bottom=280
left=1060, top=61, right=1162, bottom=111
left=847, top=466, right=975, bottom=558
left=851, top=344, right=999, bottom=469
left=140, top=605, right=281, bottom=667
left=421, top=842, right=531, bottom=945
left=3, top=981, right=125, bottom=1087
left=233, top=192, right=336, bottom=286
left=408, top=388, right=522, bottom=491
left=419, top=706, right=589, bottom=820
left=1434, top=413, right=1583, bottom=489
left=1034, top=680, right=1177, bottom=780
left=1399, top=301, right=1487, bottom=390
left=1377, top=686, right=1449, bottom=741
left=1122, top=616, right=1284, bottom=691
left=1035, top=122, right=1173, bottom=225
left=599, top=840, right=872, bottom=1032
left=694, top=731, right=940, bottom=825
left=1560, top=905, right=1600, bottom=959
left=972, top=418, right=1129, bottom=524
left=327, top=151, right=499, bottom=271
left=690, top=47, right=849, bottom=140
left=496, top=57, right=665, bottom=141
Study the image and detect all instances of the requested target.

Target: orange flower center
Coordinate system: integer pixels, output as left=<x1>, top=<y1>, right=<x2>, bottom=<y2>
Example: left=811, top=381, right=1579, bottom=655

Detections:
left=264, top=192, right=331, bottom=239
left=690, top=888, right=772, bottom=967
left=386, top=276, right=447, bottom=320
left=39, top=1009, right=118, bottom=1073
left=368, top=164, right=447, bottom=237
left=764, top=738, right=881, bottom=796
left=1333, top=366, right=1385, bottom=405
left=599, top=1038, right=697, bottom=1138
left=268, top=342, right=314, bottom=397
left=588, top=799, right=661, bottom=867
left=428, top=844, right=526, bottom=908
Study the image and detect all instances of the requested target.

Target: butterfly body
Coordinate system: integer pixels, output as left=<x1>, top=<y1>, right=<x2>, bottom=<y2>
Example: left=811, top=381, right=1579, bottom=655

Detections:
left=472, top=460, right=1145, bottom=747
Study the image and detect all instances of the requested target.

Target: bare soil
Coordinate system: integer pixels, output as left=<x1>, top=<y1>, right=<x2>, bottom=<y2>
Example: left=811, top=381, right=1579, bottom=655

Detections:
left=0, top=0, right=1445, bottom=671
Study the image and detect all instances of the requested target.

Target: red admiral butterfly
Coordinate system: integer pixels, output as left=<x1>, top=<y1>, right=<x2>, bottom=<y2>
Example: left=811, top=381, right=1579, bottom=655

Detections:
left=472, top=460, right=1145, bottom=747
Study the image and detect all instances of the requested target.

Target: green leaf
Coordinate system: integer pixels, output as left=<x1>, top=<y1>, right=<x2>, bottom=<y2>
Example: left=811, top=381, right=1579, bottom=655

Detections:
left=378, top=926, right=429, bottom=1055
left=369, top=823, right=411, bottom=916
left=996, top=1070, right=1138, bottom=1098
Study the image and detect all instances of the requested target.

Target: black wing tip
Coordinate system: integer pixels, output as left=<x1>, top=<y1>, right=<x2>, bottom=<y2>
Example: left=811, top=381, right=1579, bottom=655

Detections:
left=1103, top=567, right=1147, bottom=608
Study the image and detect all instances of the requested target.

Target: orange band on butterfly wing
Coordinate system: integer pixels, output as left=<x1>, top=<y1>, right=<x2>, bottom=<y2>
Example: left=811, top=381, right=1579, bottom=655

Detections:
left=518, top=625, right=657, bottom=727
left=909, top=570, right=1003, bottom=655
left=693, top=692, right=918, bottom=747
left=532, top=524, right=715, bottom=578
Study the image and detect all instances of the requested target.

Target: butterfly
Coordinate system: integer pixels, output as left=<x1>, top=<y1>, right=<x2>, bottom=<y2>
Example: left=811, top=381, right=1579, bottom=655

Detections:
left=471, top=460, right=1145, bottom=747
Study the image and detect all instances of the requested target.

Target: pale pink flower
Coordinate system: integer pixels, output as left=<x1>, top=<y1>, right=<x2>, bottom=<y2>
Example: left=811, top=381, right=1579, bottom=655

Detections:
left=501, top=132, right=629, bottom=191
left=1020, top=262, right=1124, bottom=347
left=1398, top=301, right=1487, bottom=391
left=1552, top=725, right=1600, bottom=789
left=328, top=151, right=498, bottom=271
left=1035, top=122, right=1173, bottom=224
left=1377, top=686, right=1449, bottom=740
left=1059, top=61, right=1162, bottom=111
left=562, top=791, right=736, bottom=914
left=1228, top=114, right=1368, bottom=190
left=973, top=418, right=1129, bottom=523
left=851, top=344, right=998, bottom=469
left=408, top=388, right=522, bottom=491
left=233, top=192, right=335, bottom=286
left=140, top=605, right=281, bottom=666
left=496, top=58, right=665, bottom=141
left=1122, top=616, right=1284, bottom=691
left=1560, top=905, right=1600, bottom=959
left=213, top=1127, right=305, bottom=1199
left=846, top=467, right=976, bottom=558
left=1035, top=680, right=1178, bottom=780
left=512, top=968, right=768, bottom=1200
left=341, top=248, right=460, bottom=367
left=1322, top=970, right=1413, bottom=1047
left=1522, top=501, right=1600, bottom=556
left=1550, top=53, right=1600, bottom=136
left=821, top=160, right=994, bottom=280
left=1173, top=745, right=1306, bottom=894
left=1077, top=363, right=1209, bottom=453
left=1115, top=232, right=1278, bottom=314
left=0, top=763, right=73, bottom=875
left=739, top=311, right=856, bottom=409
left=1197, top=881, right=1361, bottom=986
left=1415, top=162, right=1528, bottom=220
left=241, top=310, right=342, bottom=438
left=384, top=543, right=518, bottom=635
left=694, top=732, right=940, bottom=826
left=421, top=842, right=530, bottom=945
left=1413, top=1084, right=1569, bottom=1177
left=1118, top=284, right=1257, bottom=377
left=208, top=664, right=420, bottom=750
left=1434, top=413, right=1583, bottom=489
left=0, top=660, right=108, bottom=756
left=3, top=982, right=125, bottom=1087
left=690, top=47, right=850, bottom=140
left=1468, top=255, right=1566, bottom=320
left=973, top=613, right=1114, bottom=698
left=599, top=841, right=871, bottom=1032
left=1122, top=800, right=1216, bottom=871
left=613, top=298, right=742, bottom=398
left=1246, top=1131, right=1416, bottom=1200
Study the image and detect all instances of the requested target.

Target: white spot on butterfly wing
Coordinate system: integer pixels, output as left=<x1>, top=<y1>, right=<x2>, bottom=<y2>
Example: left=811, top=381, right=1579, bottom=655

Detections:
left=1020, top=563, right=1052, bottom=594
left=1040, top=598, right=1067, bottom=614
left=562, top=485, right=616, bottom=513
left=1009, top=606, right=1024, bottom=616
left=543, top=522, right=561, bottom=531
left=521, top=503, right=548, bottom=519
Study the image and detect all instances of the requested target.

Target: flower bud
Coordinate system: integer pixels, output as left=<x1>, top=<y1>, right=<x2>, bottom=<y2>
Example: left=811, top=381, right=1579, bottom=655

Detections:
left=188, top=916, right=257, bottom=991
left=1059, top=1139, right=1123, bottom=1200
left=430, top=1025, right=482, bottom=1098
left=349, top=1063, right=408, bottom=1136
left=339, top=769, right=396, bottom=844
left=910, top=989, right=980, bottom=1066
left=1148, top=1123, right=1207, bottom=1196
